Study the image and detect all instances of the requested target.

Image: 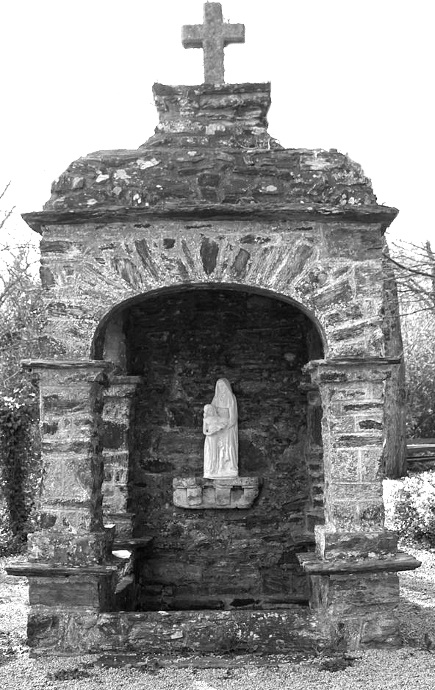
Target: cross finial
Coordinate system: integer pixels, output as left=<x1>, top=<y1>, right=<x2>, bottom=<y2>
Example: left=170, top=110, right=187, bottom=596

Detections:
left=182, top=2, right=245, bottom=85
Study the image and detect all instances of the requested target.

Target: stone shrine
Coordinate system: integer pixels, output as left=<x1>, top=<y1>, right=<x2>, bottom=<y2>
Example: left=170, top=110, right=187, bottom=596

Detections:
left=8, top=2, right=419, bottom=654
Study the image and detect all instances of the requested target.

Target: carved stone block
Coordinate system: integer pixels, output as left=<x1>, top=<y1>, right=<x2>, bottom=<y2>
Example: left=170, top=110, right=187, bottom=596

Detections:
left=173, top=477, right=260, bottom=509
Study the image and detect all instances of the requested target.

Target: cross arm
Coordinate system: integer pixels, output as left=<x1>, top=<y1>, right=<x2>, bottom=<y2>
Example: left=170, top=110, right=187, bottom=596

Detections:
left=223, top=24, right=245, bottom=46
left=182, top=25, right=205, bottom=49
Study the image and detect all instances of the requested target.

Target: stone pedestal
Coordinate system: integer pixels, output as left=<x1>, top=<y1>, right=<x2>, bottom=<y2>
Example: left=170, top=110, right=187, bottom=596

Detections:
left=173, top=477, right=260, bottom=509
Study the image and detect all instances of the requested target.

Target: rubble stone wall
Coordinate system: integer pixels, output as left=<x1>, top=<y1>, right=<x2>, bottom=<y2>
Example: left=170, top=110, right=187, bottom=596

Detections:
left=124, top=289, right=323, bottom=609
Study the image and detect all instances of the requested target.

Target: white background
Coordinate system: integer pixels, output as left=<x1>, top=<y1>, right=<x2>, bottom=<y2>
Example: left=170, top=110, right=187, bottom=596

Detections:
left=1, top=0, right=433, bottom=249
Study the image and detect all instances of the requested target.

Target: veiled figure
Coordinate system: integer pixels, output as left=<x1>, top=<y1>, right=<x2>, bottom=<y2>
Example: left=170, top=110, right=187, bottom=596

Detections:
left=203, top=378, right=238, bottom=479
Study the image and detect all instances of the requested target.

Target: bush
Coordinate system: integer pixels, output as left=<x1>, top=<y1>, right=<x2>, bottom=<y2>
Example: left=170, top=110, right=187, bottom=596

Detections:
left=0, top=195, right=44, bottom=555
left=0, top=393, right=41, bottom=556
left=387, top=472, right=435, bottom=547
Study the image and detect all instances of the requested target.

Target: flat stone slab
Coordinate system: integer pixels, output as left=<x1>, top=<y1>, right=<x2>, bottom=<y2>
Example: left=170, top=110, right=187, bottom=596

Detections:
left=297, top=550, right=421, bottom=575
left=173, top=476, right=260, bottom=509
left=6, top=562, right=118, bottom=578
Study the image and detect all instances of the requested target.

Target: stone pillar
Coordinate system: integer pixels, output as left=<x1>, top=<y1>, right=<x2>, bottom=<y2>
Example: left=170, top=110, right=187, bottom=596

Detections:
left=14, top=360, right=118, bottom=650
left=101, top=375, right=142, bottom=539
left=24, top=360, right=114, bottom=565
left=310, top=358, right=390, bottom=544
left=298, top=358, right=420, bottom=649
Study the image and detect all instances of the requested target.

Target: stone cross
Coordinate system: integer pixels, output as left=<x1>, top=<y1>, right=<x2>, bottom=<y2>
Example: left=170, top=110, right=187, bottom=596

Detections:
left=182, top=2, right=245, bottom=85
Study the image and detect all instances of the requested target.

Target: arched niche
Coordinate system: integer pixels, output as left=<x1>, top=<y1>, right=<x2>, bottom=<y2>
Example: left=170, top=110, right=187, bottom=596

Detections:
left=94, top=284, right=325, bottom=611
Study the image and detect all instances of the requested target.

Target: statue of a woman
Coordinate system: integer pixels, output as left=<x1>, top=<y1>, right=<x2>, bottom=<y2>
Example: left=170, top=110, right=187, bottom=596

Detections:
left=203, top=378, right=238, bottom=479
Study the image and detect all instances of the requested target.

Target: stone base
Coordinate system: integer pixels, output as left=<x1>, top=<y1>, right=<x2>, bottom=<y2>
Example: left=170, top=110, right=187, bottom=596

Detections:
left=173, top=477, right=261, bottom=509
left=25, top=602, right=406, bottom=655
left=297, top=550, right=421, bottom=651
left=308, top=571, right=403, bottom=650
left=27, top=607, right=324, bottom=655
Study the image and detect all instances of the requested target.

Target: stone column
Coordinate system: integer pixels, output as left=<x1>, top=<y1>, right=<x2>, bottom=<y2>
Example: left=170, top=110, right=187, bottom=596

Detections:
left=13, top=360, right=118, bottom=651
left=24, top=360, right=114, bottom=565
left=101, top=375, right=142, bottom=539
left=309, top=358, right=391, bottom=547
left=298, top=358, right=420, bottom=649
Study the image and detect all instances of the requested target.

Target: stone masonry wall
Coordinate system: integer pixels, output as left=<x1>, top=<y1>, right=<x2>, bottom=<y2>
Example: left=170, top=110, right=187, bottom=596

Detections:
left=42, top=83, right=377, bottom=213
left=37, top=218, right=387, bottom=364
left=121, top=289, right=323, bottom=610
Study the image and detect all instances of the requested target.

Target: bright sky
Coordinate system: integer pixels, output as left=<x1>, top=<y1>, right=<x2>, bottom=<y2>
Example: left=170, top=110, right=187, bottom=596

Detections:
left=1, top=0, right=434, bottom=250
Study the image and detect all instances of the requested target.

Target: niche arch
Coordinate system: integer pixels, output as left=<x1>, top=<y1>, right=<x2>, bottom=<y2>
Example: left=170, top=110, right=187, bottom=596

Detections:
left=96, top=283, right=325, bottom=611
left=91, top=282, right=327, bottom=367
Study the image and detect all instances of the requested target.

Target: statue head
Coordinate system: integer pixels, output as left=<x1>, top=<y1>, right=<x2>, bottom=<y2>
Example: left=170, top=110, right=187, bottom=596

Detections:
left=214, top=378, right=233, bottom=406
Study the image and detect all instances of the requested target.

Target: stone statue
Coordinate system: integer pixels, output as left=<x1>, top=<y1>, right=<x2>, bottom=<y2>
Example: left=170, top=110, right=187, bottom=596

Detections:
left=203, top=378, right=238, bottom=479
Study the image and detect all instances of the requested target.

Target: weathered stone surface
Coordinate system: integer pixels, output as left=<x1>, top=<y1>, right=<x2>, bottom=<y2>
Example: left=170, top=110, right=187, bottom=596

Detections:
left=37, top=80, right=383, bottom=216
left=307, top=569, right=406, bottom=649
left=27, top=529, right=111, bottom=566
left=326, top=499, right=385, bottom=531
left=28, top=575, right=112, bottom=608
left=28, top=218, right=393, bottom=362
left=313, top=527, right=399, bottom=560
left=26, top=608, right=325, bottom=654
left=173, top=477, right=260, bottom=509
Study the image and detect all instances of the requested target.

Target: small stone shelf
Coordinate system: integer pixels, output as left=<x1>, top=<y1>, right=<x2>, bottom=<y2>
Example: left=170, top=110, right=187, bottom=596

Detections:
left=173, top=477, right=260, bottom=509
left=112, top=537, right=153, bottom=551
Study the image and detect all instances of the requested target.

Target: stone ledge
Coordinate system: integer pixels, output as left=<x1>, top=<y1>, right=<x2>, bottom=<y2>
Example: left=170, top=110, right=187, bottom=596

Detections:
left=21, top=359, right=113, bottom=371
left=305, top=357, right=402, bottom=371
left=6, top=562, right=118, bottom=578
left=22, top=202, right=398, bottom=234
left=112, top=537, right=153, bottom=551
left=173, top=477, right=260, bottom=509
left=106, top=375, right=143, bottom=387
left=297, top=551, right=421, bottom=575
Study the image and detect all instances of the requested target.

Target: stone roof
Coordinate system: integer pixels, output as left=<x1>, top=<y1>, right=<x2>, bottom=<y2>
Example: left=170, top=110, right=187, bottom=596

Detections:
left=44, top=82, right=377, bottom=213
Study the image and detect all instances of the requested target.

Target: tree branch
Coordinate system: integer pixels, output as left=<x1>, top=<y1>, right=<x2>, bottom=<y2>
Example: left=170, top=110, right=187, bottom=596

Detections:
left=384, top=252, right=435, bottom=281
